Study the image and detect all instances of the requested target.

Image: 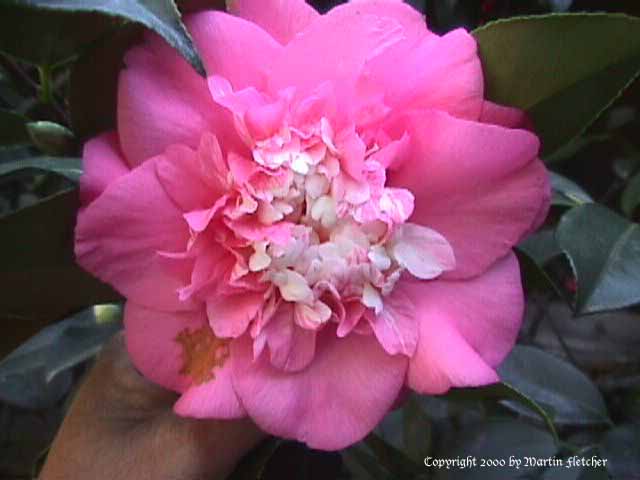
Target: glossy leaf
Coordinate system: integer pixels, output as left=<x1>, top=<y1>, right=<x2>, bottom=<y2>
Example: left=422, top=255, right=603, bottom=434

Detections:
left=26, top=121, right=75, bottom=156
left=473, top=14, right=640, bottom=155
left=0, top=156, right=82, bottom=182
left=600, top=425, right=640, bottom=478
left=621, top=171, right=640, bottom=217
left=402, top=395, right=432, bottom=463
left=550, top=172, right=594, bottom=207
left=498, top=346, right=611, bottom=426
left=69, top=24, right=143, bottom=139
left=3, top=0, right=205, bottom=75
left=0, top=305, right=121, bottom=409
left=445, top=381, right=559, bottom=443
left=435, top=420, right=557, bottom=480
left=0, top=189, right=120, bottom=353
left=557, top=203, right=640, bottom=313
left=0, top=108, right=30, bottom=146
left=518, top=229, right=563, bottom=267
left=0, top=6, right=113, bottom=66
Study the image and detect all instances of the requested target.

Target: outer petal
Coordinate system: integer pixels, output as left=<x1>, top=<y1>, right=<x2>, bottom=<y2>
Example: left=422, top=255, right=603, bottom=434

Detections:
left=117, top=33, right=238, bottom=167
left=174, top=364, right=246, bottom=419
left=75, top=157, right=193, bottom=311
left=227, top=0, right=319, bottom=45
left=186, top=11, right=282, bottom=90
left=365, top=28, right=483, bottom=121
left=479, top=100, right=529, bottom=129
left=231, top=328, right=407, bottom=450
left=389, top=110, right=547, bottom=279
left=267, top=1, right=408, bottom=104
left=405, top=253, right=524, bottom=394
left=79, top=132, right=129, bottom=206
left=125, top=303, right=246, bottom=418
left=124, top=302, right=204, bottom=393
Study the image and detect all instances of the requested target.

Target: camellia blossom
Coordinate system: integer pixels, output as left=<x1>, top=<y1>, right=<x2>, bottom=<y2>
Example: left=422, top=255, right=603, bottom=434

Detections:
left=75, top=0, right=550, bottom=450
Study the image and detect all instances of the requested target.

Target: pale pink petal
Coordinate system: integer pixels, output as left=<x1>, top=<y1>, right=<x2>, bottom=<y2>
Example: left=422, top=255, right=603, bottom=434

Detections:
left=256, top=302, right=317, bottom=372
left=231, top=328, right=407, bottom=450
left=390, top=223, right=455, bottom=280
left=186, top=11, right=282, bottom=90
left=174, top=361, right=246, bottom=419
left=389, top=110, right=546, bottom=279
left=365, top=287, right=418, bottom=357
left=124, top=302, right=206, bottom=393
left=405, top=253, right=523, bottom=394
left=80, top=132, right=129, bottom=205
left=207, top=291, right=264, bottom=338
left=227, top=0, right=319, bottom=45
left=75, top=158, right=193, bottom=311
left=117, top=33, right=238, bottom=167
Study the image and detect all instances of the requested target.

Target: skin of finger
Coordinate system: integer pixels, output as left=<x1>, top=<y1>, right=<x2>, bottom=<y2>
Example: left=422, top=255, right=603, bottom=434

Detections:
left=40, top=333, right=265, bottom=480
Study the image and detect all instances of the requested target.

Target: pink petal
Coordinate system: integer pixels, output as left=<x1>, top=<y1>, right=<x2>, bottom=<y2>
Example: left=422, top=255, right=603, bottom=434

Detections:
left=75, top=157, right=193, bottom=311
left=174, top=362, right=246, bottom=419
left=124, top=302, right=206, bottom=393
left=267, top=2, right=406, bottom=103
left=156, top=144, right=224, bottom=212
left=207, top=291, right=264, bottom=338
left=389, top=109, right=546, bottom=279
left=367, top=29, right=483, bottom=121
left=231, top=327, right=407, bottom=450
left=79, top=132, right=129, bottom=205
left=479, top=100, right=529, bottom=128
left=365, top=287, right=418, bottom=357
left=227, top=0, right=319, bottom=45
left=256, top=302, right=317, bottom=372
left=405, top=253, right=524, bottom=394
left=117, top=33, right=237, bottom=167
left=186, top=11, right=282, bottom=91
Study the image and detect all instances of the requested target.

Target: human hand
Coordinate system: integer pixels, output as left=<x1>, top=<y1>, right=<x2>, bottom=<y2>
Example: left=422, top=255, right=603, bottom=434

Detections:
left=40, top=332, right=265, bottom=480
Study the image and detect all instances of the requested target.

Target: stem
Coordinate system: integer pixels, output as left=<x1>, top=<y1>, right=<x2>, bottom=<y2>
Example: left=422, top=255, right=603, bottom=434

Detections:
left=38, top=65, right=53, bottom=104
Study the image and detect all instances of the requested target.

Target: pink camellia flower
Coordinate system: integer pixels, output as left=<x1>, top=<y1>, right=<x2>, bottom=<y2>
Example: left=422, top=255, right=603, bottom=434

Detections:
left=75, top=0, right=550, bottom=450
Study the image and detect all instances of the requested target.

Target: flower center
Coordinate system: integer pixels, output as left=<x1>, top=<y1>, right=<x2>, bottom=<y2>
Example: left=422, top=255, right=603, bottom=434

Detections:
left=234, top=117, right=456, bottom=329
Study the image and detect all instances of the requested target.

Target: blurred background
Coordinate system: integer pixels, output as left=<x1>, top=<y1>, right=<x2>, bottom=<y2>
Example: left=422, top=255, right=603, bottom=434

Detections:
left=1, top=0, right=640, bottom=479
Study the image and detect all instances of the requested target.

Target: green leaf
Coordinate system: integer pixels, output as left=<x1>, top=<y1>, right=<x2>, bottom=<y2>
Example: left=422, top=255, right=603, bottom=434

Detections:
left=0, top=7, right=114, bottom=66
left=0, top=156, right=82, bottom=182
left=473, top=14, right=640, bottom=156
left=518, top=229, right=563, bottom=266
left=364, top=432, right=423, bottom=478
left=498, top=345, right=611, bottom=426
left=0, top=189, right=120, bottom=347
left=4, top=0, right=205, bottom=76
left=0, top=189, right=77, bottom=271
left=550, top=172, right=594, bottom=207
left=556, top=203, right=640, bottom=313
left=435, top=420, right=557, bottom=480
left=402, top=395, right=432, bottom=463
left=621, top=171, right=640, bottom=217
left=26, top=121, right=75, bottom=156
left=0, top=305, right=122, bottom=408
left=0, top=108, right=30, bottom=146
left=445, top=381, right=559, bottom=444
left=227, top=437, right=282, bottom=480
left=600, top=425, right=640, bottom=478
left=69, top=25, right=143, bottom=139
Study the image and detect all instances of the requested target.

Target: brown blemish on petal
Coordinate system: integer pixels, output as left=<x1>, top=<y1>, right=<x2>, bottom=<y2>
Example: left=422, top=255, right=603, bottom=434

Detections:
left=175, top=327, right=230, bottom=385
